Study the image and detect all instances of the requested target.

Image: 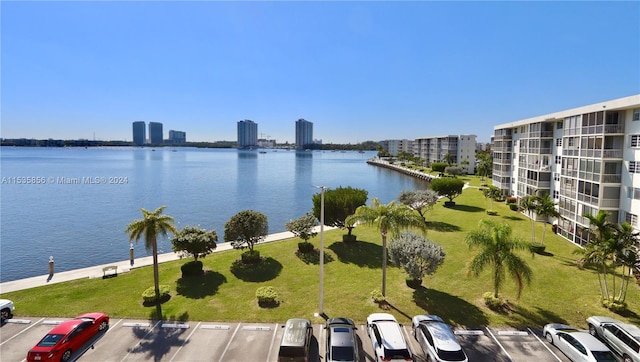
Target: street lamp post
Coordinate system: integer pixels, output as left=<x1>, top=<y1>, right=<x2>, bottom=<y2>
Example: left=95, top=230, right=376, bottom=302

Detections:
left=315, top=186, right=326, bottom=317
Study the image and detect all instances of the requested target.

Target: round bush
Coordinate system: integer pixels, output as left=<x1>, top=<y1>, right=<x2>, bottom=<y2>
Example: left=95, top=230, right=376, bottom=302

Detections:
left=241, top=250, right=261, bottom=264
left=181, top=260, right=204, bottom=277
left=256, top=286, right=278, bottom=306
left=483, top=292, right=507, bottom=311
left=370, top=289, right=385, bottom=304
left=297, top=241, right=314, bottom=253
left=142, top=285, right=171, bottom=304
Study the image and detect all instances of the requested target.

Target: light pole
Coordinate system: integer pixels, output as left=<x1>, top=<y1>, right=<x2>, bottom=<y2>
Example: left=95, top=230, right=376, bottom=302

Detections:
left=314, top=185, right=326, bottom=317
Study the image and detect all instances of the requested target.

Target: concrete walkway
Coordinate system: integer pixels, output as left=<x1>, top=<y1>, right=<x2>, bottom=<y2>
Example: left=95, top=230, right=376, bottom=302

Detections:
left=0, top=229, right=326, bottom=294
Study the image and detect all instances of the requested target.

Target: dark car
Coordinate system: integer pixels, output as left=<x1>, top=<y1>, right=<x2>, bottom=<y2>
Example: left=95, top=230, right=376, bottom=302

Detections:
left=26, top=312, right=109, bottom=362
left=325, top=317, right=359, bottom=362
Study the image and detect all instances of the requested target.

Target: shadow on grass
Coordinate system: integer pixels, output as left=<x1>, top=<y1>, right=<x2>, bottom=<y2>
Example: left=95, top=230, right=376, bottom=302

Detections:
left=450, top=205, right=484, bottom=213
left=129, top=312, right=189, bottom=360
left=295, top=249, right=335, bottom=265
left=426, top=221, right=461, bottom=232
left=328, top=241, right=382, bottom=268
left=176, top=270, right=227, bottom=299
left=502, top=215, right=525, bottom=221
left=412, top=287, right=489, bottom=327
left=230, top=257, right=283, bottom=282
left=506, top=305, right=569, bottom=329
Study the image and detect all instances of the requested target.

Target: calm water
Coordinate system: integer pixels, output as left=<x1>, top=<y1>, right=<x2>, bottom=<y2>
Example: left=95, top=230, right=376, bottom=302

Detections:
left=0, top=147, right=427, bottom=282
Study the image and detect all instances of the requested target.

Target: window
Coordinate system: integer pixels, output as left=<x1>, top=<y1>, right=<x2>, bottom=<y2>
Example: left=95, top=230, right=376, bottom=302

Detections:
left=632, top=135, right=640, bottom=148
left=557, top=121, right=563, bottom=129
left=633, top=109, right=640, bottom=121
left=630, top=161, right=640, bottom=174
left=627, top=187, right=640, bottom=200
left=556, top=138, right=562, bottom=146
left=555, top=155, right=562, bottom=164
left=625, top=212, right=638, bottom=227
left=553, top=190, right=559, bottom=199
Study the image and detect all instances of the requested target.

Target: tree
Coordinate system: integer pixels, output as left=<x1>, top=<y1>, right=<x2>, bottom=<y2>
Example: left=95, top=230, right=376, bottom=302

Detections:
left=430, top=177, right=465, bottom=203
left=443, top=152, right=455, bottom=166
left=171, top=226, right=218, bottom=261
left=388, top=231, right=446, bottom=284
left=482, top=185, right=503, bottom=211
left=346, top=198, right=426, bottom=296
left=576, top=210, right=616, bottom=302
left=520, top=196, right=538, bottom=245
left=535, top=194, right=560, bottom=246
left=125, top=206, right=178, bottom=304
left=612, top=222, right=640, bottom=304
left=224, top=210, right=269, bottom=253
left=285, top=212, right=318, bottom=242
left=312, top=186, right=368, bottom=238
left=398, top=189, right=439, bottom=224
left=444, top=166, right=464, bottom=177
left=431, top=162, right=448, bottom=173
left=465, top=219, right=533, bottom=299
left=476, top=152, right=492, bottom=181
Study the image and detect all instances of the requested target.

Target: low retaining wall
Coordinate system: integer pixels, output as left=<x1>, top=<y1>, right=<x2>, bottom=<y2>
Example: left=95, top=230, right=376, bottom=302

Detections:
left=366, top=159, right=435, bottom=181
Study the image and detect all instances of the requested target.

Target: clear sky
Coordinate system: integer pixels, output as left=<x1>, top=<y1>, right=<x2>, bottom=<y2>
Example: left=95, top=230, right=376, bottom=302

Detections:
left=2, top=1, right=639, bottom=144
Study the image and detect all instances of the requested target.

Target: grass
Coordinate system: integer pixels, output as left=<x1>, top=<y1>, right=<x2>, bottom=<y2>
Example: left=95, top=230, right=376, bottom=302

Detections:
left=2, top=176, right=639, bottom=328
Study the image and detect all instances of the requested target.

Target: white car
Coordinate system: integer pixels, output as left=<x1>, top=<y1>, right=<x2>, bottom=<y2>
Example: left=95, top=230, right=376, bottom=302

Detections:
left=366, top=313, right=414, bottom=362
left=0, top=299, right=15, bottom=321
left=543, top=323, right=617, bottom=362
left=411, top=315, right=467, bottom=362
left=587, top=316, right=640, bottom=362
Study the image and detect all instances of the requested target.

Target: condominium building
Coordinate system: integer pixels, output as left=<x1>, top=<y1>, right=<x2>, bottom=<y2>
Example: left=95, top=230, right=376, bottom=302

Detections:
left=148, top=122, right=163, bottom=144
left=295, top=118, right=313, bottom=150
left=237, top=119, right=258, bottom=149
left=413, top=135, right=477, bottom=174
left=492, top=94, right=640, bottom=245
left=168, top=130, right=186, bottom=144
left=380, top=139, right=414, bottom=156
left=132, top=121, right=146, bottom=146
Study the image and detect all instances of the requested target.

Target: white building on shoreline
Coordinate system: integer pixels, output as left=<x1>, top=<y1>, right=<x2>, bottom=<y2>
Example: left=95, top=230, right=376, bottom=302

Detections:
left=492, top=94, right=640, bottom=245
left=412, top=134, right=477, bottom=174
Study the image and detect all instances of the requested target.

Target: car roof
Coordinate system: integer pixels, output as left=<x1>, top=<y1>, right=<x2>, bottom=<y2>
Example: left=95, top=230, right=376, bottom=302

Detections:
left=329, top=325, right=355, bottom=347
left=589, top=316, right=640, bottom=339
left=367, top=313, right=397, bottom=324
left=376, top=320, right=407, bottom=350
left=49, top=319, right=85, bottom=335
left=419, top=320, right=462, bottom=351
left=546, top=323, right=581, bottom=332
left=570, top=332, right=613, bottom=351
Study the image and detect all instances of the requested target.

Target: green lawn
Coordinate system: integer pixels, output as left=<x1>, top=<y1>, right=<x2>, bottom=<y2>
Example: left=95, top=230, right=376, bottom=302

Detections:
left=3, top=177, right=639, bottom=328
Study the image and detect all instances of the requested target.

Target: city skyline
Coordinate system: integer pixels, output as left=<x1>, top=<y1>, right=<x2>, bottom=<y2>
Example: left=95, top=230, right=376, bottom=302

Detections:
left=2, top=1, right=638, bottom=144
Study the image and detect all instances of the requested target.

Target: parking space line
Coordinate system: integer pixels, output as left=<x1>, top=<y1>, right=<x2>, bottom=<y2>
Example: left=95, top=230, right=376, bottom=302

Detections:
left=0, top=317, right=45, bottom=346
left=6, top=319, right=31, bottom=324
left=218, top=323, right=241, bottom=362
left=169, top=321, right=201, bottom=362
left=266, top=323, right=279, bottom=362
left=454, top=329, right=485, bottom=335
left=119, top=320, right=162, bottom=362
left=486, top=327, right=513, bottom=362
left=527, top=328, right=563, bottom=362
left=42, top=319, right=64, bottom=325
left=201, top=324, right=230, bottom=330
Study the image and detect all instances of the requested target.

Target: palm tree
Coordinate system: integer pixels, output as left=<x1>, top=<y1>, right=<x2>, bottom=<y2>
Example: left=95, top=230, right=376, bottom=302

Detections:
left=465, top=219, right=533, bottom=299
left=520, top=195, right=538, bottom=245
left=577, top=210, right=617, bottom=301
left=126, top=206, right=178, bottom=304
left=612, top=222, right=640, bottom=303
left=346, top=198, right=426, bottom=296
left=535, top=194, right=560, bottom=246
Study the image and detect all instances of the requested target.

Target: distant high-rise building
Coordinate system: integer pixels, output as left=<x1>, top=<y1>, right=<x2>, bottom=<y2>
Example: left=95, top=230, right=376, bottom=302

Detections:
left=149, top=122, right=163, bottom=144
left=168, top=130, right=186, bottom=144
left=237, top=120, right=258, bottom=149
left=295, top=119, right=313, bottom=150
left=132, top=121, right=146, bottom=146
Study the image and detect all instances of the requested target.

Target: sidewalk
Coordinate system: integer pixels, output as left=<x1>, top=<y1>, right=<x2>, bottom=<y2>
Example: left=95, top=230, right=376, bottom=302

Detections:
left=0, top=229, right=320, bottom=294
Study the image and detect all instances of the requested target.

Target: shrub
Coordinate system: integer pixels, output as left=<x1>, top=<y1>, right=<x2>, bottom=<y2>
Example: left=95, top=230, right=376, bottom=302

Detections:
left=431, top=162, right=448, bottom=173
left=142, top=285, right=171, bottom=304
left=370, top=289, right=385, bottom=304
left=342, top=234, right=357, bottom=242
left=509, top=203, right=519, bottom=211
left=505, top=197, right=517, bottom=204
left=486, top=210, right=498, bottom=216
left=256, top=286, right=278, bottom=306
left=297, top=241, right=314, bottom=253
left=180, top=260, right=204, bottom=277
left=483, top=292, right=507, bottom=311
left=602, top=298, right=627, bottom=313
left=241, top=250, right=261, bottom=264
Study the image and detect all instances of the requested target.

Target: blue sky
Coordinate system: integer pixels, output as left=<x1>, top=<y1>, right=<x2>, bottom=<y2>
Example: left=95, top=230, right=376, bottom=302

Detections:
left=2, top=1, right=638, bottom=144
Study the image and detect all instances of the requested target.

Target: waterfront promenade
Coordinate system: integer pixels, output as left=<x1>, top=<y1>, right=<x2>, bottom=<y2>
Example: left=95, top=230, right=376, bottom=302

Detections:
left=0, top=230, right=321, bottom=294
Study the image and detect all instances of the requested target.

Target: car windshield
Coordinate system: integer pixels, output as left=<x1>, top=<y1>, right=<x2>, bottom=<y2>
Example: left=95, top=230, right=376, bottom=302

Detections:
left=437, top=348, right=467, bottom=361
left=384, top=348, right=411, bottom=359
left=37, top=334, right=64, bottom=347
left=592, top=351, right=618, bottom=362
left=331, top=346, right=355, bottom=361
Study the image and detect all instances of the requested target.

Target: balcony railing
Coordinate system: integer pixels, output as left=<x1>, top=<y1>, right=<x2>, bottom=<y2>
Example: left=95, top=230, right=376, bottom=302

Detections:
left=602, top=174, right=622, bottom=183
left=600, top=198, right=620, bottom=208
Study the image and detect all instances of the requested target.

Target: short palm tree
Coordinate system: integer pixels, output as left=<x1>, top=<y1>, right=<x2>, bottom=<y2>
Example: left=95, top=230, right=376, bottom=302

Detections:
left=520, top=195, right=538, bottom=244
left=346, top=198, right=426, bottom=296
left=465, top=219, right=533, bottom=299
left=535, top=194, right=560, bottom=246
left=125, top=206, right=177, bottom=304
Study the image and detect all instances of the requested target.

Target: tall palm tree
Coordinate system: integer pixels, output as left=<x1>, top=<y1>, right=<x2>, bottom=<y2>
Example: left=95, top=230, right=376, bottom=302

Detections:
left=577, top=210, right=617, bottom=301
left=520, top=195, right=538, bottom=244
left=612, top=222, right=639, bottom=302
left=126, top=206, right=177, bottom=303
left=535, top=194, right=560, bottom=246
left=346, top=198, right=426, bottom=296
left=465, top=219, right=533, bottom=299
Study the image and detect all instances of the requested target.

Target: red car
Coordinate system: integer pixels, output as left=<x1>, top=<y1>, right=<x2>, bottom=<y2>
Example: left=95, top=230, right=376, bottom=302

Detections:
left=26, top=312, right=109, bottom=362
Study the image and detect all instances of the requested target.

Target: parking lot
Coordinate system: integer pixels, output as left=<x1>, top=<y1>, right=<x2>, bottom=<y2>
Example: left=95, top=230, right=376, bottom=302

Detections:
left=1, top=317, right=577, bottom=361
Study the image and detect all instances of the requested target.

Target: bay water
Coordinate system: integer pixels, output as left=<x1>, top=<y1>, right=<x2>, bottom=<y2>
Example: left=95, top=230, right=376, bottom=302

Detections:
left=0, top=147, right=428, bottom=282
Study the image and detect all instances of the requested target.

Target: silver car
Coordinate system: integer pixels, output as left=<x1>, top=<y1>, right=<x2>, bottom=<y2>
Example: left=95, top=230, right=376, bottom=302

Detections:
left=411, top=315, right=467, bottom=362
left=0, top=299, right=14, bottom=322
left=587, top=316, right=640, bottom=362
left=325, top=317, right=359, bottom=362
left=543, top=323, right=617, bottom=362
